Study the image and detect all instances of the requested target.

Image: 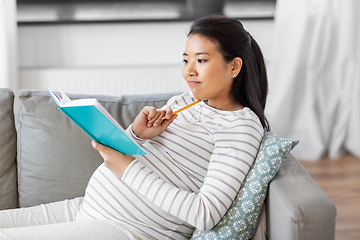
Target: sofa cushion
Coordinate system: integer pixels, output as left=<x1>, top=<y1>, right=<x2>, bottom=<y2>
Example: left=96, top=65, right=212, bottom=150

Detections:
left=191, top=132, right=298, bottom=240
left=0, top=88, right=18, bottom=210
left=14, top=90, right=177, bottom=207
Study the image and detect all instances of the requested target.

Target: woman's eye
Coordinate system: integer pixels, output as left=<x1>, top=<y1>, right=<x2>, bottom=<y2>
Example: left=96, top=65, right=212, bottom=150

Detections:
left=198, top=59, right=207, bottom=63
left=182, top=59, right=188, bottom=63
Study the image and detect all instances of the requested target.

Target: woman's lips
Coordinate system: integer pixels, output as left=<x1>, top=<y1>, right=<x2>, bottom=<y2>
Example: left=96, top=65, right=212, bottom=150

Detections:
left=188, top=80, right=201, bottom=86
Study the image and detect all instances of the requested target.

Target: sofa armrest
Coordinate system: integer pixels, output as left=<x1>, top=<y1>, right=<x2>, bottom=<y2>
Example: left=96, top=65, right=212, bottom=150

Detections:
left=266, top=154, right=336, bottom=240
left=0, top=88, right=18, bottom=210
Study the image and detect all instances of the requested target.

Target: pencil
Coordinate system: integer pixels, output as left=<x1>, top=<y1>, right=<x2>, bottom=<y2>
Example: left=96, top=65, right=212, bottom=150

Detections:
left=162, top=99, right=202, bottom=119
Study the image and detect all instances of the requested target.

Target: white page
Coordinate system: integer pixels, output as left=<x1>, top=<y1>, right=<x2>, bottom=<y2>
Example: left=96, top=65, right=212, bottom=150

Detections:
left=59, top=87, right=71, bottom=105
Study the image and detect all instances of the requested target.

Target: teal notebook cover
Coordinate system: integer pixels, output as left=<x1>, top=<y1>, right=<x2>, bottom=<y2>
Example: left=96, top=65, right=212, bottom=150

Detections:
left=48, top=88, right=146, bottom=155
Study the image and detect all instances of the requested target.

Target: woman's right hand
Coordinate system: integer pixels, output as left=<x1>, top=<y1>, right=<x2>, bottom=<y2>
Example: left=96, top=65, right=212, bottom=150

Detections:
left=131, top=106, right=177, bottom=139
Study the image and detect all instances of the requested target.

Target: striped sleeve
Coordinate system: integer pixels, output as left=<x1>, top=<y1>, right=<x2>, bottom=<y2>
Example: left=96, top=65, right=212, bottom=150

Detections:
left=125, top=125, right=147, bottom=146
left=122, top=117, right=263, bottom=231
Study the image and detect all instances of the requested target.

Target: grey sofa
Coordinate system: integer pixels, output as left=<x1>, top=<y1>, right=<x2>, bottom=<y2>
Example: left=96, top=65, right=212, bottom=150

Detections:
left=0, top=88, right=336, bottom=240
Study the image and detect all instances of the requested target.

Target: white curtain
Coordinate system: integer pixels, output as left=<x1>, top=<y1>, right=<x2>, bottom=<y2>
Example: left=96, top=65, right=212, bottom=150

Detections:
left=0, top=0, right=17, bottom=91
left=267, top=0, right=360, bottom=160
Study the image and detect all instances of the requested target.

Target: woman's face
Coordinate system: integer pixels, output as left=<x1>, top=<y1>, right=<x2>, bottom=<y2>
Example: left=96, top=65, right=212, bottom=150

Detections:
left=182, top=34, right=234, bottom=110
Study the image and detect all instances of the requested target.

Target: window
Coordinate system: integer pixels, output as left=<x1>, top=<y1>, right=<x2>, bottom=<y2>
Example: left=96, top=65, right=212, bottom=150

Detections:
left=17, top=0, right=276, bottom=24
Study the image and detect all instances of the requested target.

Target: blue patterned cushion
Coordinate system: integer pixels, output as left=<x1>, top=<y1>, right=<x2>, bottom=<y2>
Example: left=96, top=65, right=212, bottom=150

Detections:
left=191, top=132, right=299, bottom=240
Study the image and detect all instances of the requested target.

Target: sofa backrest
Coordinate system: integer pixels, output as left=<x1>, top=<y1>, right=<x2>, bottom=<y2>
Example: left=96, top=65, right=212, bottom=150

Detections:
left=14, top=90, right=177, bottom=208
left=0, top=88, right=18, bottom=210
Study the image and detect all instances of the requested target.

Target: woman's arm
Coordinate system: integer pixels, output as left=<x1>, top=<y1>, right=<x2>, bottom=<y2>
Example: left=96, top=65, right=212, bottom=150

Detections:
left=93, top=106, right=177, bottom=178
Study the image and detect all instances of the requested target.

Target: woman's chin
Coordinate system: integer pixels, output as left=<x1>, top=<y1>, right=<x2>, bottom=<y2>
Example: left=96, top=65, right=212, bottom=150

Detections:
left=189, top=89, right=202, bottom=100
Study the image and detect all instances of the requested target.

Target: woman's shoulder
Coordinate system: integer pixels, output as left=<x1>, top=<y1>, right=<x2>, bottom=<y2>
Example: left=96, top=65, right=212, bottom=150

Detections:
left=216, top=108, right=265, bottom=140
left=228, top=107, right=264, bottom=131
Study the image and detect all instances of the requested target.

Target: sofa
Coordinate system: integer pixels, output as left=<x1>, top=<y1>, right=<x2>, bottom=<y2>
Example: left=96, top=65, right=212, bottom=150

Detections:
left=0, top=88, right=336, bottom=239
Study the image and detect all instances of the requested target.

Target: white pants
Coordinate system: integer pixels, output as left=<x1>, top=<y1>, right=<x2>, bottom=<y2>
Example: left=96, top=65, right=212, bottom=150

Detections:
left=0, top=197, right=149, bottom=240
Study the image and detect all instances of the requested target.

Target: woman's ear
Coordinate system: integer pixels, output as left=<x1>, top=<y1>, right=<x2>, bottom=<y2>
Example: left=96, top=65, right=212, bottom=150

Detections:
left=231, top=57, right=242, bottom=78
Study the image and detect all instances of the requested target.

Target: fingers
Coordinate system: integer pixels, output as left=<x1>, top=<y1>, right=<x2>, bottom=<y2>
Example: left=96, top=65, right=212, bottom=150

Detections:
left=92, top=140, right=109, bottom=160
left=161, top=114, right=178, bottom=131
left=142, top=107, right=160, bottom=127
left=92, top=140, right=131, bottom=159
left=144, top=107, right=173, bottom=127
left=92, top=140, right=112, bottom=155
left=91, top=140, right=108, bottom=152
left=164, top=107, right=173, bottom=120
left=91, top=140, right=135, bottom=178
left=92, top=139, right=100, bottom=150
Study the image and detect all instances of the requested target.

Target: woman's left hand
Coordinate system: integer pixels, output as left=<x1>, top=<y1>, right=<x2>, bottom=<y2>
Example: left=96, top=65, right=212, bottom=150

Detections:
left=92, top=140, right=135, bottom=179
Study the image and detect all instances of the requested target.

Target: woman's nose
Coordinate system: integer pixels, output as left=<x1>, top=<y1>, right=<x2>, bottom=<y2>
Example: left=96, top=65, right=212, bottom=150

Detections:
left=187, top=71, right=195, bottom=76
left=186, top=63, right=197, bottom=77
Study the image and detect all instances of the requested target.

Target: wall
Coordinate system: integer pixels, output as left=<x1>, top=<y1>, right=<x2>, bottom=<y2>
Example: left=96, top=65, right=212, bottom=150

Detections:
left=18, top=20, right=274, bottom=95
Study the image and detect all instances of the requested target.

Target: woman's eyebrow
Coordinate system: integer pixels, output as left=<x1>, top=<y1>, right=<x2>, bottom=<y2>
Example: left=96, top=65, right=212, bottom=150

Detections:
left=183, top=52, right=210, bottom=56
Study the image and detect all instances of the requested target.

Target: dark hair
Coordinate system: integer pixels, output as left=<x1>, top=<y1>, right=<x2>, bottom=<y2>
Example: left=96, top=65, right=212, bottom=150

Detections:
left=188, top=16, right=270, bottom=131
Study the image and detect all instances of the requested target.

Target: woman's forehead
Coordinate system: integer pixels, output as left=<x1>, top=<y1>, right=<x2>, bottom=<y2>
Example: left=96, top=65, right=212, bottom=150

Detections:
left=184, top=34, right=219, bottom=54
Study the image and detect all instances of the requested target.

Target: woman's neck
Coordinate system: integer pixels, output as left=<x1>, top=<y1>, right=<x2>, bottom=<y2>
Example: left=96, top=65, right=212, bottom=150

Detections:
left=205, top=99, right=244, bottom=111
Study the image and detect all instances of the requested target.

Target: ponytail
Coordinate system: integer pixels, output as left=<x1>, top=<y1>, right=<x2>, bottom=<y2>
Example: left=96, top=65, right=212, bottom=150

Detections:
left=247, top=34, right=270, bottom=131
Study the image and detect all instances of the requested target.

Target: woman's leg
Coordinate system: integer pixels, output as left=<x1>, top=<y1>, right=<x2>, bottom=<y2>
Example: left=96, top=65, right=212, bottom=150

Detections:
left=0, top=220, right=145, bottom=240
left=0, top=197, right=83, bottom=228
left=0, top=197, right=150, bottom=240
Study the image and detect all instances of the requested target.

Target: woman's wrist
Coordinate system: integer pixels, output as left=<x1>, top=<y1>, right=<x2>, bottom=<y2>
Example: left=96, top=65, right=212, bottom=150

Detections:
left=103, top=154, right=135, bottom=179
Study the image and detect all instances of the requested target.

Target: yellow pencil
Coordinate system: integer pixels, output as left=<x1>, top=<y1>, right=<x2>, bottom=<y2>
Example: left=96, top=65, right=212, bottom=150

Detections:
left=163, top=99, right=202, bottom=119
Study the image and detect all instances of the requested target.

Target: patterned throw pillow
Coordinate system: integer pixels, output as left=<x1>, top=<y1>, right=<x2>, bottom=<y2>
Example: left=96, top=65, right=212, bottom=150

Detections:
left=191, top=132, right=299, bottom=240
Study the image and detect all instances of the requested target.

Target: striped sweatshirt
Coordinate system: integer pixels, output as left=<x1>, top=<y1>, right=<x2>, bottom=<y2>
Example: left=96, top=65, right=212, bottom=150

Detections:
left=78, top=91, right=264, bottom=240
